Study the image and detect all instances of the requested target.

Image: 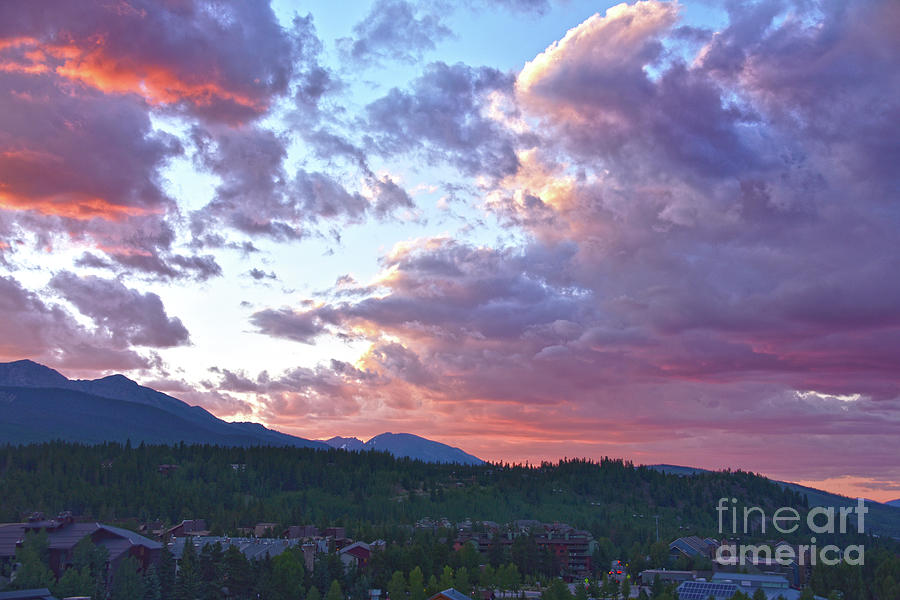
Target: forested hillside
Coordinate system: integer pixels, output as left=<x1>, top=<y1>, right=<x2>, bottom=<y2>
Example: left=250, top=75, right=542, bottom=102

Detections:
left=0, top=442, right=811, bottom=539
left=2, top=442, right=899, bottom=599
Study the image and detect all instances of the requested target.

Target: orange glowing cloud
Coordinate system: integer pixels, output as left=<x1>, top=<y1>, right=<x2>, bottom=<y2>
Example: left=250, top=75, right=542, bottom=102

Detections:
left=54, top=48, right=265, bottom=117
left=1, top=36, right=266, bottom=122
left=0, top=191, right=159, bottom=221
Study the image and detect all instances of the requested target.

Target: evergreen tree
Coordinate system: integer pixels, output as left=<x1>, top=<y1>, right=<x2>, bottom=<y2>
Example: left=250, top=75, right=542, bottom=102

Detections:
left=158, top=544, right=177, bottom=600
left=488, top=542, right=505, bottom=568
left=223, top=544, right=254, bottom=599
left=111, top=556, right=146, bottom=600
left=427, top=575, right=439, bottom=596
left=409, top=566, right=426, bottom=600
left=574, top=580, right=588, bottom=600
left=543, top=579, right=571, bottom=600
left=143, top=565, right=162, bottom=600
left=54, top=567, right=94, bottom=599
left=12, top=531, right=54, bottom=591
left=480, top=564, right=496, bottom=590
left=270, top=548, right=306, bottom=600
left=454, top=566, right=470, bottom=595
left=199, top=541, right=226, bottom=600
left=327, top=579, right=345, bottom=600
left=438, top=566, right=454, bottom=591
left=389, top=570, right=407, bottom=600
left=308, top=585, right=322, bottom=600
left=178, top=539, right=204, bottom=600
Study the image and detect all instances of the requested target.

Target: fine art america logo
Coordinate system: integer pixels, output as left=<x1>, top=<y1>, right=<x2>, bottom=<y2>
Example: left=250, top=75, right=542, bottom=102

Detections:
left=714, top=497, right=866, bottom=566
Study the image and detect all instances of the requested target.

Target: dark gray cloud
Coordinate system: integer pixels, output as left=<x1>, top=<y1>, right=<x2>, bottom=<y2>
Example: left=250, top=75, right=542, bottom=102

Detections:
left=189, top=122, right=418, bottom=244
left=0, top=275, right=150, bottom=371
left=0, top=0, right=323, bottom=283
left=364, top=62, right=520, bottom=177
left=248, top=268, right=277, bottom=281
left=249, top=306, right=336, bottom=344
left=0, top=0, right=300, bottom=124
left=50, top=272, right=190, bottom=348
left=339, top=0, right=452, bottom=66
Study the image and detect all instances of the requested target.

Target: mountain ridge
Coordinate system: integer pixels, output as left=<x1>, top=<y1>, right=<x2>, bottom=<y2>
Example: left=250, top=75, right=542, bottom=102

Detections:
left=0, top=359, right=326, bottom=449
left=0, top=360, right=485, bottom=464
left=323, top=432, right=483, bottom=465
left=646, top=463, right=900, bottom=538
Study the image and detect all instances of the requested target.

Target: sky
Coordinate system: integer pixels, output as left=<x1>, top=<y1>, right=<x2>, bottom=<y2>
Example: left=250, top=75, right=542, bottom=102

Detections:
left=0, top=0, right=898, bottom=501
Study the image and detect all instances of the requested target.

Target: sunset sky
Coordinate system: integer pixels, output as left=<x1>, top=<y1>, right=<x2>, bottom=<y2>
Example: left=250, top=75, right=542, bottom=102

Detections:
left=1, top=0, right=898, bottom=501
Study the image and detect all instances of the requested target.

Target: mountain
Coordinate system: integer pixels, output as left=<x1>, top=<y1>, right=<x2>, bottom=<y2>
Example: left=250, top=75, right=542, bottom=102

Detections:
left=646, top=464, right=710, bottom=477
left=647, top=463, right=900, bottom=539
left=323, top=432, right=484, bottom=465
left=0, top=361, right=484, bottom=463
left=0, top=359, right=327, bottom=449
left=325, top=436, right=367, bottom=451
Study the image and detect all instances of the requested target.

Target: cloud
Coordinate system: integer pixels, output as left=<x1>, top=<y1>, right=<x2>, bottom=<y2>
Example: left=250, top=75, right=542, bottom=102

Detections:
left=0, top=275, right=150, bottom=371
left=339, top=0, right=452, bottom=66
left=189, top=125, right=417, bottom=242
left=0, top=0, right=298, bottom=124
left=364, top=62, right=520, bottom=177
left=208, top=361, right=378, bottom=419
left=249, top=305, right=335, bottom=344
left=0, top=0, right=315, bottom=279
left=0, top=68, right=180, bottom=220
left=248, top=268, right=277, bottom=281
left=50, top=272, right=190, bottom=348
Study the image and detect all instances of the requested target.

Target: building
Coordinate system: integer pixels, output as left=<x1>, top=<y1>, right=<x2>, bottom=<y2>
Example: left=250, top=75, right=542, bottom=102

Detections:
left=165, top=519, right=208, bottom=538
left=284, top=525, right=319, bottom=539
left=169, top=536, right=300, bottom=562
left=454, top=521, right=596, bottom=582
left=668, top=536, right=720, bottom=561
left=639, top=569, right=694, bottom=586
left=323, top=527, right=346, bottom=539
left=0, top=590, right=58, bottom=600
left=710, top=572, right=790, bottom=591
left=254, top=523, right=279, bottom=537
left=534, top=525, right=595, bottom=580
left=676, top=579, right=826, bottom=600
left=675, top=580, right=741, bottom=600
left=0, top=514, right=161, bottom=579
left=339, top=541, right=371, bottom=569
left=429, top=589, right=473, bottom=600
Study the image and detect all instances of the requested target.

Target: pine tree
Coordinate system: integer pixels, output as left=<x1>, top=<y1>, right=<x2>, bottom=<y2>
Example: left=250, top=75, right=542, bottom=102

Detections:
left=389, top=570, right=407, bottom=600
left=53, top=567, right=94, bottom=598
left=224, top=544, right=254, bottom=599
left=327, top=579, right=344, bottom=600
left=12, top=531, right=54, bottom=591
left=454, top=566, right=470, bottom=595
left=110, top=556, right=146, bottom=600
left=438, top=566, right=454, bottom=592
left=177, top=539, right=204, bottom=600
left=409, top=566, right=426, bottom=600
left=143, top=565, right=162, bottom=600
left=158, top=544, right=177, bottom=599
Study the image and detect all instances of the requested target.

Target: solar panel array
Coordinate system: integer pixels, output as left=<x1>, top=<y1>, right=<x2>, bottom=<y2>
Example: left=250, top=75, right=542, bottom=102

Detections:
left=676, top=581, right=739, bottom=599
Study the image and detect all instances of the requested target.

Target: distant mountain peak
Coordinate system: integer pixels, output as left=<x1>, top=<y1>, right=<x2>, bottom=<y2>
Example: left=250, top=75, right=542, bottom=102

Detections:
left=323, top=432, right=483, bottom=465
left=324, top=436, right=366, bottom=451
left=0, top=359, right=69, bottom=387
left=0, top=359, right=327, bottom=450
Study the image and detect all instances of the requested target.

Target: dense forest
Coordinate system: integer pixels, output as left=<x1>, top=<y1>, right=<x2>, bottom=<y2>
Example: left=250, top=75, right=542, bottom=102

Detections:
left=0, top=442, right=898, bottom=599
